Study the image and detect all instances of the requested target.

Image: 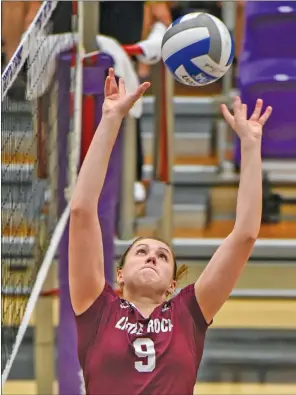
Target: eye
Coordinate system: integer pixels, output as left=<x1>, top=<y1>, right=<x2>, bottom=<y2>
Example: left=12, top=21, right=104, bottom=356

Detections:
left=136, top=248, right=146, bottom=255
left=159, top=253, right=168, bottom=262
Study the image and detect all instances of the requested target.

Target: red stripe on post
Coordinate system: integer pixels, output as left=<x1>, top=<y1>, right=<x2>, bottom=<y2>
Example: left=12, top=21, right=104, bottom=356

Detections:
left=80, top=95, right=95, bottom=164
left=83, top=53, right=98, bottom=67
left=72, top=0, right=78, bottom=15
left=70, top=49, right=76, bottom=68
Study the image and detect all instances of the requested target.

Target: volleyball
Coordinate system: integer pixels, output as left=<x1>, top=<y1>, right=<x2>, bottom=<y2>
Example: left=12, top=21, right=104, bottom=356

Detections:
left=161, top=12, right=234, bottom=86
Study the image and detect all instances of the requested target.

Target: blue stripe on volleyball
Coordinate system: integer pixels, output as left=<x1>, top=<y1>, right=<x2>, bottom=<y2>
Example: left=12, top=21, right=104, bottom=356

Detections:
left=172, top=15, right=184, bottom=27
left=183, top=61, right=218, bottom=83
left=165, top=37, right=211, bottom=72
left=226, top=33, right=235, bottom=66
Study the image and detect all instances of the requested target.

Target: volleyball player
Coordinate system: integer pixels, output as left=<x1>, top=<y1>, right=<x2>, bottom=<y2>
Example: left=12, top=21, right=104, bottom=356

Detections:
left=69, top=68, right=272, bottom=395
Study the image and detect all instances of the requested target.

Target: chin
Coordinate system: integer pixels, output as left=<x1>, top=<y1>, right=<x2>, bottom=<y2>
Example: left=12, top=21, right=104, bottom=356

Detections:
left=134, top=269, right=161, bottom=288
left=139, top=270, right=158, bottom=283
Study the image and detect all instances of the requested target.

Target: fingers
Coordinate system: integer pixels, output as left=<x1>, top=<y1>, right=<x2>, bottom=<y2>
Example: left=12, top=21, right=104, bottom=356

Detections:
left=104, top=66, right=151, bottom=114
left=220, top=104, right=234, bottom=128
left=221, top=96, right=247, bottom=129
left=104, top=76, right=111, bottom=97
left=258, top=105, right=272, bottom=126
left=233, top=96, right=242, bottom=115
left=250, top=98, right=263, bottom=121
left=137, top=81, right=151, bottom=96
left=118, top=78, right=126, bottom=95
left=250, top=98, right=272, bottom=125
left=108, top=68, right=118, bottom=95
left=241, top=103, right=247, bottom=119
left=221, top=96, right=272, bottom=132
left=126, top=82, right=151, bottom=107
left=105, top=68, right=118, bottom=97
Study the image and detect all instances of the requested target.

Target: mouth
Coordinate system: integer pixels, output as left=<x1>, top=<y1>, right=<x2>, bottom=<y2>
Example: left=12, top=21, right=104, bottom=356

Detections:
left=141, top=266, right=158, bottom=274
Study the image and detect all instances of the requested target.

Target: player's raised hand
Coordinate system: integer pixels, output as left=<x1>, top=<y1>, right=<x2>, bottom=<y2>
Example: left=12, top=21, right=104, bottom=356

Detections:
left=221, top=97, right=272, bottom=146
left=103, top=68, right=150, bottom=118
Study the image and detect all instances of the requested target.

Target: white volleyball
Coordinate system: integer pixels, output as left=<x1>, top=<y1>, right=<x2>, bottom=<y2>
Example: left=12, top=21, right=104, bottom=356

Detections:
left=161, top=12, right=234, bottom=86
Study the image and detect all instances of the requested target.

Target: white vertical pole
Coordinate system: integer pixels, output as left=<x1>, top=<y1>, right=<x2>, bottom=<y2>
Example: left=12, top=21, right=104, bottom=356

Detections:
left=82, top=1, right=99, bottom=53
left=118, top=114, right=136, bottom=239
left=65, top=0, right=85, bottom=202
left=35, top=84, right=57, bottom=395
left=151, top=62, right=174, bottom=245
left=222, top=1, right=236, bottom=97
left=219, top=2, right=237, bottom=168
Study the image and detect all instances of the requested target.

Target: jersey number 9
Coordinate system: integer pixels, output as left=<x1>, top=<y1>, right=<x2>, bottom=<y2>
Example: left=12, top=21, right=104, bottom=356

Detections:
left=133, top=338, right=156, bottom=372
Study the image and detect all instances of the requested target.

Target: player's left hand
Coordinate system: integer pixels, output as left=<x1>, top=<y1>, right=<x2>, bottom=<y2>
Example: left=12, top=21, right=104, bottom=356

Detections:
left=221, top=96, right=272, bottom=146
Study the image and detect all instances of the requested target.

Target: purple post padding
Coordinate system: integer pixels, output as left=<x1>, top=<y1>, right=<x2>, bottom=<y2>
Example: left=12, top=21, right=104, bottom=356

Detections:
left=235, top=59, right=296, bottom=164
left=84, top=52, right=121, bottom=285
left=57, top=51, right=120, bottom=395
left=56, top=53, right=82, bottom=395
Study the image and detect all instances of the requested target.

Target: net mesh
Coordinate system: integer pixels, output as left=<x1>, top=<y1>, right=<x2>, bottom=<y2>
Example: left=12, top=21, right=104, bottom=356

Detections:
left=1, top=1, right=79, bottom=379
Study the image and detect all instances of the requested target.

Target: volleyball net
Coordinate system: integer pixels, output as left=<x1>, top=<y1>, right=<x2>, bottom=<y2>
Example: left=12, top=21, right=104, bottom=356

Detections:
left=1, top=1, right=173, bottom=393
left=1, top=0, right=82, bottom=386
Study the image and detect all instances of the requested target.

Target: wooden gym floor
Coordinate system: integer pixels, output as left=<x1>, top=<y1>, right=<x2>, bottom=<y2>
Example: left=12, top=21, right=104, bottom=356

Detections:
left=3, top=381, right=296, bottom=395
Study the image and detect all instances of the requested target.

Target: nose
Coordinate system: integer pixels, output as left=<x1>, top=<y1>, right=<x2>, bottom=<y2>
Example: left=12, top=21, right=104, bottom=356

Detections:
left=145, top=255, right=156, bottom=265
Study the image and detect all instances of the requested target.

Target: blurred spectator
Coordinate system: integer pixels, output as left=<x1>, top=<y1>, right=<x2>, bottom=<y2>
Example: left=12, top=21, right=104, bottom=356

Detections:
left=2, top=1, right=39, bottom=62
left=138, top=1, right=172, bottom=79
left=2, top=1, right=40, bottom=99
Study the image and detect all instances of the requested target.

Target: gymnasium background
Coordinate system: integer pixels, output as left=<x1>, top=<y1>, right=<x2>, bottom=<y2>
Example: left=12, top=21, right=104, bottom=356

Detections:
left=1, top=1, right=296, bottom=395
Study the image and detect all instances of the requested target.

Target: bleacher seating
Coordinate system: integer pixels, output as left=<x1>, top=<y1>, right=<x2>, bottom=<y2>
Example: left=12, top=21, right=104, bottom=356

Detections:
left=235, top=58, right=296, bottom=163
left=200, top=329, right=296, bottom=383
left=235, top=1, right=296, bottom=164
left=242, top=1, right=296, bottom=60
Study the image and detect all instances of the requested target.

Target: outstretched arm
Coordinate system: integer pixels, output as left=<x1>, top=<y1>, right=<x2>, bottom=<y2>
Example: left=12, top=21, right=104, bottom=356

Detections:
left=195, top=97, right=272, bottom=323
left=69, top=69, right=150, bottom=315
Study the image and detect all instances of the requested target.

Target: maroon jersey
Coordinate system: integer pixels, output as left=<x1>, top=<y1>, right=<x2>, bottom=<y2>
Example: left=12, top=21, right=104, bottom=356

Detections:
left=75, top=283, right=210, bottom=395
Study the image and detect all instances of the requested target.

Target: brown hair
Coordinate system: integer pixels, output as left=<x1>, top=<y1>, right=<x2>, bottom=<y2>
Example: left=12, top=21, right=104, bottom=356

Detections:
left=116, top=236, right=188, bottom=296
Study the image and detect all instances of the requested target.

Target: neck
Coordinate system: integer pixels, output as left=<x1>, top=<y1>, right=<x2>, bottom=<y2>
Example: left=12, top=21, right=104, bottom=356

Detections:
left=123, top=291, right=166, bottom=318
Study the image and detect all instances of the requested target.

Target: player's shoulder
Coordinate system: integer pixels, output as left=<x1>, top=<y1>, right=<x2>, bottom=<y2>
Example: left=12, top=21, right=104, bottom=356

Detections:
left=166, top=283, right=195, bottom=314
left=170, top=284, right=210, bottom=331
left=102, top=282, right=123, bottom=309
left=76, top=282, right=120, bottom=320
left=171, top=284, right=196, bottom=304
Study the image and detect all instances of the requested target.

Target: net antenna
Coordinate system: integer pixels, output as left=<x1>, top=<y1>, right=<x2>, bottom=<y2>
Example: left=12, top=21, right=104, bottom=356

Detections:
left=1, top=0, right=84, bottom=386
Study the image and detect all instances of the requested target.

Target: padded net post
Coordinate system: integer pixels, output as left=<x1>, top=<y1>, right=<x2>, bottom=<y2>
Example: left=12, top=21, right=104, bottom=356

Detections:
left=117, top=114, right=137, bottom=240
left=151, top=62, right=174, bottom=245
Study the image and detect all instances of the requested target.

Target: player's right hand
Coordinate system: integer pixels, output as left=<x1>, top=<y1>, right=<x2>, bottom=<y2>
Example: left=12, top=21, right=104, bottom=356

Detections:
left=103, top=68, right=150, bottom=118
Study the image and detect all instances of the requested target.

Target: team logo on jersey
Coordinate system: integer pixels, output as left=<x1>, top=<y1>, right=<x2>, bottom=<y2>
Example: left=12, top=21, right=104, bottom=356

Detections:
left=120, top=301, right=130, bottom=309
left=161, top=303, right=170, bottom=312
left=115, top=317, right=174, bottom=335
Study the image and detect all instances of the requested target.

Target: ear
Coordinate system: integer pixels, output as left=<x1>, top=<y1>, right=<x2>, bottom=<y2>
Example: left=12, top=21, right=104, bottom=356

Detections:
left=166, top=280, right=177, bottom=297
left=117, top=267, right=124, bottom=288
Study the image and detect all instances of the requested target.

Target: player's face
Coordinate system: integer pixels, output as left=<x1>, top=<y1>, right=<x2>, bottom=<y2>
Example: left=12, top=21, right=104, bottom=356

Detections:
left=118, top=238, right=176, bottom=297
